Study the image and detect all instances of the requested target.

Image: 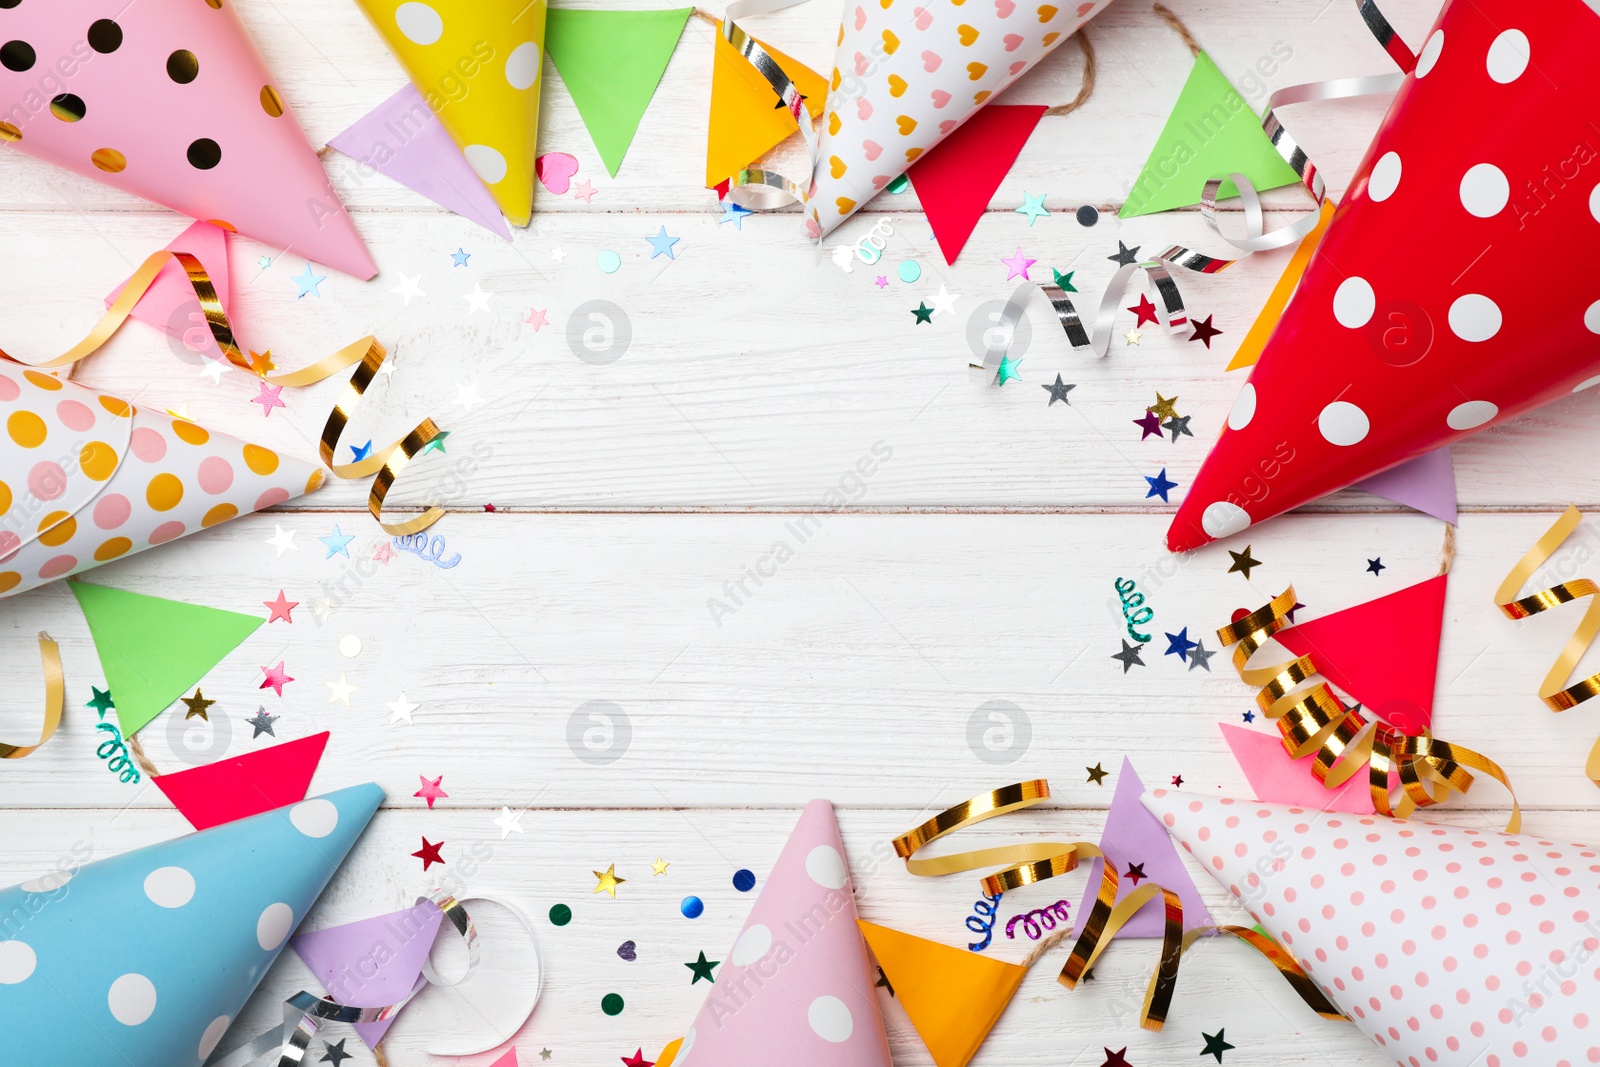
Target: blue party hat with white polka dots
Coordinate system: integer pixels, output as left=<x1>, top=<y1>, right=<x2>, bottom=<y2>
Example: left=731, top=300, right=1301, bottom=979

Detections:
left=0, top=783, right=382, bottom=1066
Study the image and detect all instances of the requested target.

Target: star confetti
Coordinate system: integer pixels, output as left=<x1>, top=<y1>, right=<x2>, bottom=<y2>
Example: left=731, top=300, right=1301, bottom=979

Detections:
left=1164, top=414, right=1193, bottom=441
left=1015, top=191, right=1049, bottom=224
left=997, top=356, right=1023, bottom=386
left=684, top=951, right=720, bottom=984
left=422, top=431, right=451, bottom=455
left=1134, top=411, right=1164, bottom=440
left=1200, top=1030, right=1236, bottom=1062
left=264, top=590, right=297, bottom=624
left=572, top=179, right=597, bottom=203
left=1124, top=329, right=1142, bottom=346
left=1188, top=640, right=1215, bottom=671
left=1228, top=545, right=1261, bottom=579
left=620, top=1051, right=655, bottom=1067
left=1189, top=314, right=1224, bottom=348
left=1052, top=268, right=1077, bottom=292
left=450, top=248, right=471, bottom=267
left=259, top=661, right=294, bottom=696
left=1041, top=375, right=1076, bottom=406
left=1101, top=1049, right=1132, bottom=1067
left=463, top=284, right=492, bottom=314
left=929, top=284, right=959, bottom=317
left=911, top=302, right=933, bottom=324
left=373, top=542, right=395, bottom=564
left=1242, top=710, right=1256, bottom=723
left=1108, top=242, right=1141, bottom=266
left=392, top=273, right=424, bottom=304
left=1000, top=247, right=1036, bottom=281
left=1367, top=557, right=1386, bottom=575
left=646, top=226, right=680, bottom=260
left=1148, top=393, right=1179, bottom=420
left=594, top=864, right=626, bottom=898
left=1111, top=640, right=1145, bottom=673
left=1171, top=774, right=1185, bottom=787
left=325, top=673, right=358, bottom=706
left=349, top=440, right=373, bottom=462
left=1087, top=761, right=1109, bottom=785
left=247, top=350, right=275, bottom=374
left=86, top=687, right=114, bottom=718
left=246, top=707, right=278, bottom=738
left=1129, top=294, right=1159, bottom=326
left=320, top=525, right=354, bottom=559
left=719, top=200, right=751, bottom=227
left=494, top=807, right=525, bottom=838
left=526, top=307, right=550, bottom=330
left=292, top=264, right=326, bottom=298
left=1144, top=468, right=1178, bottom=502
left=413, top=837, right=445, bottom=870
left=320, top=1039, right=352, bottom=1066
left=651, top=857, right=670, bottom=876
left=1125, top=862, right=1146, bottom=885
left=1164, top=628, right=1198, bottom=661
left=251, top=381, right=286, bottom=416
left=415, top=774, right=448, bottom=808
left=267, top=524, right=297, bottom=556
left=182, top=689, right=214, bottom=721
left=387, top=692, right=418, bottom=725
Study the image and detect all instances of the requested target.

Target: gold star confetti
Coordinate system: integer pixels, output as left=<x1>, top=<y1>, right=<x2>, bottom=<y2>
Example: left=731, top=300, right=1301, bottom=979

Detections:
left=651, top=857, right=670, bottom=876
left=1148, top=392, right=1179, bottom=420
left=182, top=689, right=215, bottom=720
left=248, top=349, right=276, bottom=375
left=593, top=864, right=626, bottom=898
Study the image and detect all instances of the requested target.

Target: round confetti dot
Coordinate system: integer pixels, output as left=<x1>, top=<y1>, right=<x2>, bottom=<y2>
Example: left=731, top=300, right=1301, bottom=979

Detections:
left=1, top=40, right=36, bottom=73
left=87, top=19, right=123, bottom=54
left=897, top=259, right=920, bottom=283
left=167, top=49, right=199, bottom=84
left=1460, top=163, right=1509, bottom=218
left=505, top=42, right=542, bottom=90
left=1201, top=500, right=1251, bottom=540
left=130, top=427, right=167, bottom=463
left=143, top=866, right=195, bottom=909
left=187, top=138, right=222, bottom=170
left=464, top=144, right=508, bottom=185
left=1076, top=204, right=1099, bottom=226
left=886, top=174, right=910, bottom=194
left=339, top=634, right=362, bottom=658
left=732, top=868, right=756, bottom=892
left=1332, top=276, right=1376, bottom=329
left=548, top=903, right=573, bottom=926
left=395, top=1, right=444, bottom=45
left=94, top=538, right=131, bottom=562
left=1448, top=294, right=1502, bottom=342
left=108, top=973, right=157, bottom=1025
left=808, top=995, right=854, bottom=1042
left=1486, top=29, right=1530, bottom=83
left=289, top=798, right=338, bottom=838
left=55, top=399, right=94, bottom=432
left=8, top=410, right=46, bottom=448
left=1415, top=29, right=1444, bottom=77
left=598, top=250, right=622, bottom=274
left=731, top=923, right=772, bottom=965
left=1318, top=400, right=1370, bottom=446
left=601, top=993, right=624, bottom=1016
left=93, top=493, right=131, bottom=530
left=1447, top=400, right=1498, bottom=431
left=1228, top=383, right=1256, bottom=431
left=37, top=512, right=74, bottom=547
left=256, top=902, right=294, bottom=950
left=1367, top=152, right=1402, bottom=202
left=681, top=895, right=705, bottom=919
left=0, top=940, right=36, bottom=984
left=172, top=420, right=209, bottom=446
left=50, top=94, right=86, bottom=122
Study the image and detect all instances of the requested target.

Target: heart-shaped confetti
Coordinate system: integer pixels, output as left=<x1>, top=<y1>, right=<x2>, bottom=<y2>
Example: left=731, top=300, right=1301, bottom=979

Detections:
left=536, top=152, right=578, bottom=195
left=617, top=940, right=637, bottom=961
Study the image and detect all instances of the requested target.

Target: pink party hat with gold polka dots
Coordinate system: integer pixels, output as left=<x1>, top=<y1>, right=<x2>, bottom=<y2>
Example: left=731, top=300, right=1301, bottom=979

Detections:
left=1145, top=788, right=1600, bottom=1066
left=1168, top=0, right=1600, bottom=552
left=0, top=1, right=376, bottom=278
left=0, top=362, right=321, bottom=600
left=665, top=800, right=892, bottom=1067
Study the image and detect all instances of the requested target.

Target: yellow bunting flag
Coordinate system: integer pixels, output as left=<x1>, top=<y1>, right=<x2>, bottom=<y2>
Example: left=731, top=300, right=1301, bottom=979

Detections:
left=705, top=22, right=827, bottom=189
left=858, top=921, right=1026, bottom=1067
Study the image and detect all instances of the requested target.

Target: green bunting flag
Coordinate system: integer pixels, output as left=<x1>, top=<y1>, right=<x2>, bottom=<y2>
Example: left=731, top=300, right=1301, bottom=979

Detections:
left=546, top=7, right=693, bottom=177
left=70, top=581, right=262, bottom=738
left=1119, top=51, right=1301, bottom=218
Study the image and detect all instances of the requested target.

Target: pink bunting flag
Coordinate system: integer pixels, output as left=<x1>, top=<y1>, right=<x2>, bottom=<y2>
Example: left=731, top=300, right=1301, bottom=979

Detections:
left=1218, top=723, right=1375, bottom=814
left=105, top=220, right=232, bottom=362
left=290, top=900, right=445, bottom=1049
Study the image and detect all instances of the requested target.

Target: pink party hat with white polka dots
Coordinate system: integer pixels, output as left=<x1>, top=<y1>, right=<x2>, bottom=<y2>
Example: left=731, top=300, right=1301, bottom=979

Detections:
left=667, top=800, right=892, bottom=1067
left=0, top=1, right=376, bottom=278
left=1168, top=0, right=1600, bottom=551
left=1144, top=788, right=1600, bottom=1066
left=0, top=363, right=322, bottom=599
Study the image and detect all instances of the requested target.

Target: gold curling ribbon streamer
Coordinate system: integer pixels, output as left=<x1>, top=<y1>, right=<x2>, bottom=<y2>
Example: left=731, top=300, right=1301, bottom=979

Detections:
left=0, top=633, right=63, bottom=759
left=1495, top=505, right=1600, bottom=783
left=1219, top=586, right=1520, bottom=832
left=890, top=782, right=1335, bottom=1030
left=2, top=250, right=444, bottom=535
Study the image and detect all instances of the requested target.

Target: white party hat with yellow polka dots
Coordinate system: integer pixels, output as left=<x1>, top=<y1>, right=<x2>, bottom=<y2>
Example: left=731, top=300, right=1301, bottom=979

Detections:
left=0, top=0, right=376, bottom=279
left=349, top=0, right=547, bottom=227
left=0, top=362, right=322, bottom=600
left=1145, top=788, right=1600, bottom=1066
left=0, top=783, right=383, bottom=1067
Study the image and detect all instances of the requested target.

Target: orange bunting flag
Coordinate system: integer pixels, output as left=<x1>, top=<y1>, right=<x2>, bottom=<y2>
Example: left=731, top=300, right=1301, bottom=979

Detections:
left=705, top=22, right=826, bottom=189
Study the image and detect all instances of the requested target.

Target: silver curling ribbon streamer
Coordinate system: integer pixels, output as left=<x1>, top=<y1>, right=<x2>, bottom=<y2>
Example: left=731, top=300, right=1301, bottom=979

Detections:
left=713, top=0, right=820, bottom=212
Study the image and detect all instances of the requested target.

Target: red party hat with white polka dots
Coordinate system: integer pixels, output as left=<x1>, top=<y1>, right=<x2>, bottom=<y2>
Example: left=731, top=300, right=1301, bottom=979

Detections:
left=1144, top=788, right=1600, bottom=1066
left=0, top=362, right=322, bottom=600
left=0, top=1, right=376, bottom=278
left=1168, top=0, right=1600, bottom=552
left=669, top=800, right=892, bottom=1067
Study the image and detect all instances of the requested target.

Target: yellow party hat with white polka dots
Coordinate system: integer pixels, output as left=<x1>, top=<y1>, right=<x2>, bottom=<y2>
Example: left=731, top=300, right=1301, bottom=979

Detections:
left=350, top=0, right=548, bottom=227
left=0, top=363, right=321, bottom=600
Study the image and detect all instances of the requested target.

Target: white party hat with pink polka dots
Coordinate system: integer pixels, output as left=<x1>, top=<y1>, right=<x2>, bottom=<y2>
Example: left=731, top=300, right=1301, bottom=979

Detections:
left=0, top=362, right=323, bottom=599
left=0, top=0, right=376, bottom=278
left=0, top=783, right=382, bottom=1067
left=1144, top=788, right=1600, bottom=1067
left=662, top=800, right=892, bottom=1067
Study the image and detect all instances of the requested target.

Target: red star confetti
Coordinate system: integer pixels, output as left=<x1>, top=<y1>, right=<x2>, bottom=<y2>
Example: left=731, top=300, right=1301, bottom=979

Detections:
left=1171, top=774, right=1184, bottom=787
left=620, top=1051, right=655, bottom=1067
left=1128, top=294, right=1159, bottom=327
left=414, top=775, right=448, bottom=809
left=264, top=590, right=297, bottom=624
left=1188, top=314, right=1223, bottom=348
left=1102, top=1049, right=1132, bottom=1067
left=412, top=837, right=445, bottom=870
left=259, top=661, right=295, bottom=696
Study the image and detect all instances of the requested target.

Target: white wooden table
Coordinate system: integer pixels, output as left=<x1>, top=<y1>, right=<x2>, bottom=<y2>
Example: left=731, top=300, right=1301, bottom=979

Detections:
left=0, top=1, right=1585, bottom=1064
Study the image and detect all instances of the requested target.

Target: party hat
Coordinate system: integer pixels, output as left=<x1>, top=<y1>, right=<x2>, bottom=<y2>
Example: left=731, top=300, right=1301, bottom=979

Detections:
left=0, top=784, right=383, bottom=1066
left=672, top=800, right=891, bottom=1067
left=348, top=0, right=547, bottom=227
left=291, top=900, right=445, bottom=1049
left=0, top=0, right=374, bottom=278
left=1168, top=0, right=1600, bottom=550
left=0, top=362, right=323, bottom=600
left=804, top=0, right=1116, bottom=237
left=1145, top=788, right=1600, bottom=1065
left=858, top=921, right=1026, bottom=1067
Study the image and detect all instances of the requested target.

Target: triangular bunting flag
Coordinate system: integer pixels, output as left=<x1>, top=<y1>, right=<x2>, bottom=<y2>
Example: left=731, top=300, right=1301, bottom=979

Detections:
left=705, top=22, right=826, bottom=189
left=489, top=1051, right=520, bottom=1067
left=546, top=8, right=693, bottom=177
left=291, top=900, right=445, bottom=1049
left=349, top=1, right=547, bottom=227
left=1119, top=51, right=1301, bottom=218
left=1218, top=723, right=1375, bottom=814
left=858, top=921, right=1026, bottom=1067
left=908, top=105, right=1047, bottom=266
left=672, top=800, right=891, bottom=1066
left=1074, top=758, right=1212, bottom=938
left=2, top=784, right=382, bottom=1067
left=1350, top=445, right=1458, bottom=525
left=153, top=732, right=330, bottom=831
left=328, top=86, right=512, bottom=239
left=70, top=582, right=264, bottom=738
left=106, top=222, right=233, bottom=355
left=1274, top=573, right=1447, bottom=734
left=1226, top=198, right=1334, bottom=372
left=0, top=0, right=374, bottom=277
